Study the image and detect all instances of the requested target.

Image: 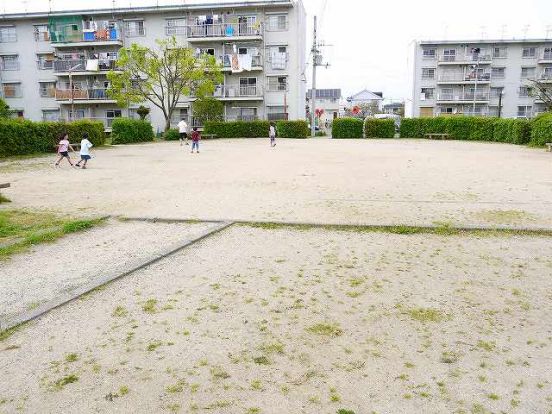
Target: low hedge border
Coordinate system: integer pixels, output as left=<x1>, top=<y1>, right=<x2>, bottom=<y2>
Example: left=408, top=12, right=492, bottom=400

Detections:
left=364, top=118, right=395, bottom=138
left=111, top=118, right=155, bottom=145
left=276, top=120, right=310, bottom=138
left=0, top=119, right=105, bottom=157
left=204, top=120, right=270, bottom=138
left=332, top=118, right=364, bottom=139
left=530, top=113, right=552, bottom=146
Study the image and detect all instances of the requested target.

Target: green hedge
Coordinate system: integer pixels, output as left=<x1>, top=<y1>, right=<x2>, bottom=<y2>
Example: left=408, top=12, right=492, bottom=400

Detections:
left=204, top=120, right=270, bottom=138
left=111, top=118, right=154, bottom=144
left=0, top=119, right=105, bottom=157
left=530, top=113, right=552, bottom=146
left=332, top=118, right=364, bottom=139
left=164, top=129, right=180, bottom=141
left=364, top=119, right=395, bottom=138
left=276, top=120, right=309, bottom=138
left=493, top=118, right=531, bottom=144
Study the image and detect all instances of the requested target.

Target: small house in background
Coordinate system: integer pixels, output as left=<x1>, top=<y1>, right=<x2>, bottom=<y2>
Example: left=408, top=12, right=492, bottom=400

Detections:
left=307, top=88, right=341, bottom=127
left=346, top=89, right=384, bottom=113
left=383, top=102, right=405, bottom=116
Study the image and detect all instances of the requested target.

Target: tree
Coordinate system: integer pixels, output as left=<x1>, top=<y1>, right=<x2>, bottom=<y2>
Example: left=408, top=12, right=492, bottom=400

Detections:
left=136, top=105, right=150, bottom=120
left=193, top=97, right=224, bottom=124
left=344, top=102, right=381, bottom=118
left=527, top=79, right=552, bottom=112
left=108, top=37, right=223, bottom=131
left=0, top=98, right=10, bottom=119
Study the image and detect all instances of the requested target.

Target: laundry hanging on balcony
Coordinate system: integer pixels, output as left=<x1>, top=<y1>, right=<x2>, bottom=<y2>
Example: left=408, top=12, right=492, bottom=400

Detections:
left=238, top=54, right=252, bottom=71
left=231, top=53, right=242, bottom=73
left=86, top=59, right=99, bottom=71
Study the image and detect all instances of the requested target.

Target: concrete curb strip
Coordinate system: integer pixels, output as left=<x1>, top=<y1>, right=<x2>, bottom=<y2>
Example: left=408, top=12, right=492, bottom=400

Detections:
left=0, top=220, right=234, bottom=333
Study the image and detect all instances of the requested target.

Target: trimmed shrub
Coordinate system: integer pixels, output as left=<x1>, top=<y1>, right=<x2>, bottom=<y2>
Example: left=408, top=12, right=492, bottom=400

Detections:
left=111, top=118, right=154, bottom=144
left=364, top=118, right=395, bottom=138
left=0, top=119, right=104, bottom=157
left=276, top=120, right=309, bottom=138
left=530, top=113, right=552, bottom=146
left=332, top=118, right=364, bottom=139
left=164, top=128, right=180, bottom=141
left=493, top=118, right=531, bottom=144
left=203, top=120, right=270, bottom=138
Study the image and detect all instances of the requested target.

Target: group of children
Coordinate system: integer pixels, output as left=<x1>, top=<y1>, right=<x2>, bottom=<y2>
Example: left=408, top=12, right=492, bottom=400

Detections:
left=55, top=121, right=278, bottom=167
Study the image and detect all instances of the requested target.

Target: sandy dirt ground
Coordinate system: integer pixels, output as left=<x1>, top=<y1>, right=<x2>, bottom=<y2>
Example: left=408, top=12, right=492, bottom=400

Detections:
left=1, top=139, right=551, bottom=228
left=0, top=220, right=219, bottom=322
left=1, top=225, right=551, bottom=414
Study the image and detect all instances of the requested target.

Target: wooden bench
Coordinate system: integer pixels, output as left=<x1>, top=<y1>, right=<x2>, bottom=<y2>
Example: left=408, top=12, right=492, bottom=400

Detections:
left=425, top=133, right=450, bottom=140
left=546, top=143, right=552, bottom=152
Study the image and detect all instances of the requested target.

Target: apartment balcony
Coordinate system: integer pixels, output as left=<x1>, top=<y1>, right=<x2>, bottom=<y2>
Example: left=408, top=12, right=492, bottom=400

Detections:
left=538, top=73, right=552, bottom=83
left=226, top=115, right=259, bottom=121
left=538, top=52, right=552, bottom=63
left=55, top=88, right=117, bottom=104
left=221, top=54, right=263, bottom=71
left=53, top=59, right=118, bottom=74
left=437, top=54, right=492, bottom=65
left=436, top=93, right=490, bottom=103
left=37, top=60, right=54, bottom=70
left=437, top=73, right=491, bottom=84
left=49, top=21, right=123, bottom=47
left=185, top=23, right=263, bottom=42
left=267, top=112, right=289, bottom=121
left=212, top=85, right=264, bottom=101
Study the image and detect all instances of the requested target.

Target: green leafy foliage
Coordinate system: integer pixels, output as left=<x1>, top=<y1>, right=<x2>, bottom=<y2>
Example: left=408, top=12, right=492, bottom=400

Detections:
left=204, top=120, right=270, bottom=138
left=332, top=118, right=364, bottom=139
left=107, top=37, right=223, bottom=131
left=111, top=118, right=154, bottom=144
left=0, top=119, right=104, bottom=157
left=163, top=128, right=180, bottom=141
left=493, top=118, right=531, bottom=144
left=530, top=113, right=552, bottom=146
left=193, top=97, right=224, bottom=124
left=276, top=120, right=310, bottom=138
left=0, top=98, right=10, bottom=119
left=364, top=118, right=395, bottom=138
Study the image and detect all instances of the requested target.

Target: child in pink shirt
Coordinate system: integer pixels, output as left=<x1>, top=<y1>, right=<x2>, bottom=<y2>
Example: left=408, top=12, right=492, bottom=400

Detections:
left=54, top=133, right=76, bottom=168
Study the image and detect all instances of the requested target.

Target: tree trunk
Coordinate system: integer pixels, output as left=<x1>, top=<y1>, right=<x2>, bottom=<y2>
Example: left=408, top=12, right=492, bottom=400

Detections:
left=164, top=117, right=171, bottom=132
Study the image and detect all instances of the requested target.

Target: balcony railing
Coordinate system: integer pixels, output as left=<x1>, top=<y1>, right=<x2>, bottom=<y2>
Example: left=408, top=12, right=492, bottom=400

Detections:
left=437, top=93, right=490, bottom=101
left=49, top=22, right=121, bottom=44
left=186, top=23, right=262, bottom=39
left=437, top=73, right=491, bottom=82
left=541, top=52, right=552, bottom=61
left=539, top=73, right=552, bottom=81
left=222, top=54, right=262, bottom=69
left=438, top=54, right=492, bottom=63
left=55, top=88, right=113, bottom=101
left=53, top=59, right=118, bottom=72
left=37, top=60, right=54, bottom=70
left=165, top=25, right=187, bottom=36
left=213, top=85, right=263, bottom=98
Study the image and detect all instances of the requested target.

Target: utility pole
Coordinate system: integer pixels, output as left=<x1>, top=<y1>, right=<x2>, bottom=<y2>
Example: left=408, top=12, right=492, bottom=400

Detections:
left=310, top=16, right=329, bottom=137
left=310, top=16, right=318, bottom=138
left=497, top=87, right=504, bottom=118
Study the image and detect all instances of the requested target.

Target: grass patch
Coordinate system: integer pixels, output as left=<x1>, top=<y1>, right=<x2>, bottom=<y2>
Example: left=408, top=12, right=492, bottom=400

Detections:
left=474, top=209, right=534, bottom=224
left=306, top=323, right=343, bottom=337
left=0, top=194, right=10, bottom=203
left=0, top=209, right=105, bottom=260
left=142, top=299, right=158, bottom=314
left=53, top=374, right=79, bottom=390
left=64, top=353, right=79, bottom=363
left=0, top=325, right=21, bottom=342
left=112, top=306, right=128, bottom=317
left=407, top=307, right=447, bottom=323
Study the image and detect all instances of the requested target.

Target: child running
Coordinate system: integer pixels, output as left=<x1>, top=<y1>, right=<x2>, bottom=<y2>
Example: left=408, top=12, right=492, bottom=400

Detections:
left=269, top=122, right=276, bottom=147
left=75, top=132, right=93, bottom=169
left=191, top=127, right=200, bottom=154
left=54, top=132, right=76, bottom=168
left=177, top=118, right=189, bottom=146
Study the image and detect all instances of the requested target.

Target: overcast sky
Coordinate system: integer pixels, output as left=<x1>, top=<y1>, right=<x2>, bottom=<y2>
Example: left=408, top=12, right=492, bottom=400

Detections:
left=4, top=0, right=551, bottom=102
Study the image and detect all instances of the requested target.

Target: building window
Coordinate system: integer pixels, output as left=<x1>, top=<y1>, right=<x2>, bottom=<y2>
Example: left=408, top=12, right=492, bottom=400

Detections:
left=0, top=55, right=19, bottom=71
left=125, top=20, right=145, bottom=37
left=239, top=77, right=257, bottom=95
left=267, top=106, right=288, bottom=120
left=267, top=76, right=287, bottom=91
left=42, top=109, right=60, bottom=121
left=490, top=87, right=503, bottom=98
left=442, top=49, right=456, bottom=62
left=68, top=109, right=86, bottom=120
left=491, top=67, right=505, bottom=79
left=522, top=47, right=536, bottom=58
left=34, top=24, right=50, bottom=42
left=166, top=18, right=186, bottom=35
left=518, top=86, right=530, bottom=97
left=268, top=46, right=287, bottom=70
left=517, top=105, right=532, bottom=118
left=235, top=107, right=257, bottom=121
left=421, top=87, right=434, bottom=100
left=488, top=106, right=499, bottom=117
left=521, top=67, right=536, bottom=79
left=421, top=68, right=435, bottom=79
left=422, top=48, right=436, bottom=59
left=492, top=47, right=507, bottom=58
left=0, top=26, right=16, bottom=43
left=440, top=107, right=455, bottom=114
left=2, top=83, right=21, bottom=98
left=544, top=47, right=552, bottom=60
left=39, top=82, right=56, bottom=98
left=36, top=53, right=54, bottom=70
left=267, top=14, right=288, bottom=31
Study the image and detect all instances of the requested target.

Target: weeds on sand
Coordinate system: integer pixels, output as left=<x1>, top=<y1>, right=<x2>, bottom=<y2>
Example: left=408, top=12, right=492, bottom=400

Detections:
left=407, top=308, right=448, bottom=323
left=51, top=374, right=79, bottom=391
left=307, top=323, right=343, bottom=337
left=142, top=299, right=158, bottom=314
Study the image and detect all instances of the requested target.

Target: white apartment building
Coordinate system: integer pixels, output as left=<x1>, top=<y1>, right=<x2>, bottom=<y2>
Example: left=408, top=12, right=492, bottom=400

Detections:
left=0, top=0, right=306, bottom=132
left=412, top=39, right=552, bottom=119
